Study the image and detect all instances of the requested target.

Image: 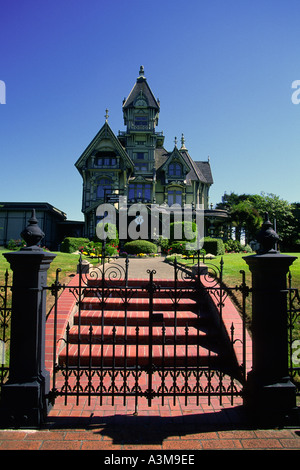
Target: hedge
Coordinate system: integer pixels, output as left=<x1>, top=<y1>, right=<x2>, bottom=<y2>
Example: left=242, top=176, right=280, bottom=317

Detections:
left=123, top=240, right=158, bottom=255
left=96, top=222, right=119, bottom=246
left=169, top=221, right=197, bottom=243
left=167, top=241, right=201, bottom=256
left=60, top=237, right=90, bottom=253
left=202, top=237, right=225, bottom=256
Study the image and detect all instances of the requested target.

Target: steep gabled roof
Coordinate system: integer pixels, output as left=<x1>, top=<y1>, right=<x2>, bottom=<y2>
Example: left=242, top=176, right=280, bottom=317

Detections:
left=180, top=150, right=208, bottom=183
left=195, top=161, right=214, bottom=184
left=123, top=66, right=160, bottom=110
left=154, top=146, right=212, bottom=185
left=75, top=121, right=134, bottom=173
left=158, top=146, right=192, bottom=174
left=154, top=147, right=169, bottom=169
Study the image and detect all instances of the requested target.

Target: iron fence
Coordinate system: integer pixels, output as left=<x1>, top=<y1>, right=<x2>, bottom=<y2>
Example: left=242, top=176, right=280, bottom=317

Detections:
left=47, top=256, right=248, bottom=409
left=287, top=271, right=300, bottom=397
left=2, top=252, right=298, bottom=410
left=0, top=270, right=11, bottom=398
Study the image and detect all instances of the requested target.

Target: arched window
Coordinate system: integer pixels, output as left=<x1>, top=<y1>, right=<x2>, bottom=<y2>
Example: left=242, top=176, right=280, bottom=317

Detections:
left=169, top=163, right=182, bottom=176
left=97, top=178, right=112, bottom=199
left=168, top=189, right=182, bottom=205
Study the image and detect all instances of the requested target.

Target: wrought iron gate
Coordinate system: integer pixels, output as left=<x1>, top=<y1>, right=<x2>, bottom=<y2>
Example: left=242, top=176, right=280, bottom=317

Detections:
left=46, top=256, right=248, bottom=409
left=0, top=270, right=11, bottom=397
left=287, top=272, right=300, bottom=397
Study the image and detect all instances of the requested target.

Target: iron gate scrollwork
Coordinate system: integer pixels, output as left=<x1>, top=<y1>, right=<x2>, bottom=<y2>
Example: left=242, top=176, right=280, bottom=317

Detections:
left=47, top=255, right=248, bottom=409
left=287, top=271, right=300, bottom=397
left=0, top=270, right=11, bottom=398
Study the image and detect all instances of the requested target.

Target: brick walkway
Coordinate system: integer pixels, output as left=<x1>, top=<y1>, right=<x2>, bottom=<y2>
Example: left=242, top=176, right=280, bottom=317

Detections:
left=0, top=406, right=299, bottom=450
left=1, top=257, right=299, bottom=451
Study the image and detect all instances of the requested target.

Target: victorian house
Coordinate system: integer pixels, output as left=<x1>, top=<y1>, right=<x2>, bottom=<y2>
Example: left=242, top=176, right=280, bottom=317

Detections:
left=75, top=67, right=214, bottom=240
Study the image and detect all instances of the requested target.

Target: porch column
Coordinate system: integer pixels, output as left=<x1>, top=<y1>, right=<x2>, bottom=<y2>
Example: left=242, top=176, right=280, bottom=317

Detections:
left=243, top=213, right=297, bottom=423
left=0, top=210, right=56, bottom=428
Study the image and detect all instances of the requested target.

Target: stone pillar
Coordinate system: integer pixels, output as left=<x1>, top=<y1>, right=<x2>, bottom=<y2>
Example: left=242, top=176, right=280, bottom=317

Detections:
left=243, top=213, right=297, bottom=423
left=0, top=210, right=56, bottom=428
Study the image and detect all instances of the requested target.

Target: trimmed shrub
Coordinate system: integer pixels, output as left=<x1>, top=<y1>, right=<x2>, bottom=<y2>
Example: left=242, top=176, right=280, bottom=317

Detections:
left=169, top=221, right=197, bottom=243
left=60, top=237, right=90, bottom=253
left=96, top=222, right=119, bottom=246
left=123, top=240, right=158, bottom=255
left=167, top=242, right=187, bottom=255
left=156, top=237, right=169, bottom=254
left=6, top=239, right=26, bottom=250
left=83, top=241, right=103, bottom=256
left=203, top=237, right=225, bottom=256
left=224, top=239, right=243, bottom=253
left=105, top=244, right=118, bottom=256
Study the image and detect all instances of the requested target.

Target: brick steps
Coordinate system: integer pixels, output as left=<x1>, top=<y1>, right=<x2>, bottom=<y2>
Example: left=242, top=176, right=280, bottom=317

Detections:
left=84, top=289, right=197, bottom=299
left=66, top=324, right=214, bottom=345
left=73, top=309, right=209, bottom=327
left=57, top=277, right=228, bottom=371
left=80, top=297, right=198, bottom=311
left=58, top=343, right=219, bottom=368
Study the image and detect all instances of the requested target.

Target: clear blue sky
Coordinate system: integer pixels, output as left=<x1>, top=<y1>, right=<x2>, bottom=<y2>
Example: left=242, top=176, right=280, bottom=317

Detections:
left=1, top=0, right=299, bottom=221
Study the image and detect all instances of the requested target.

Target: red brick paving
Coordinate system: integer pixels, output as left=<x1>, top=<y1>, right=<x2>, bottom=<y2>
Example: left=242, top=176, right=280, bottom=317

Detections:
left=0, top=415, right=299, bottom=450
left=1, top=372, right=299, bottom=451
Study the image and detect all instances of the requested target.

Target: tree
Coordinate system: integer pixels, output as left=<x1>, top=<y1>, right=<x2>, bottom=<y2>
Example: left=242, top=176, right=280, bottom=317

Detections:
left=216, top=192, right=262, bottom=243
left=249, top=193, right=296, bottom=250
left=216, top=192, right=249, bottom=211
left=217, top=191, right=299, bottom=250
left=229, top=200, right=262, bottom=243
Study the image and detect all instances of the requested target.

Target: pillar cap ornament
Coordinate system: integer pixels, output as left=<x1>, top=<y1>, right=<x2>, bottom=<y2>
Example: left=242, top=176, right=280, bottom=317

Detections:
left=256, top=212, right=280, bottom=254
left=20, top=209, right=45, bottom=250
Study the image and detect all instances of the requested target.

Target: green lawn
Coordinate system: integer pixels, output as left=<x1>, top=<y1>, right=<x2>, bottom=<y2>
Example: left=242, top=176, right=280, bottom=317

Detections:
left=177, top=251, right=300, bottom=289
left=1, top=247, right=299, bottom=291
left=0, top=248, right=101, bottom=286
left=169, top=251, right=300, bottom=329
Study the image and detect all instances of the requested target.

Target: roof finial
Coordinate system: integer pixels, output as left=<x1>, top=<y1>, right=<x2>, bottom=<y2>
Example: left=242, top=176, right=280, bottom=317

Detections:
left=180, top=133, right=187, bottom=151
left=105, top=108, right=109, bottom=122
left=139, top=65, right=144, bottom=76
left=174, top=136, right=177, bottom=147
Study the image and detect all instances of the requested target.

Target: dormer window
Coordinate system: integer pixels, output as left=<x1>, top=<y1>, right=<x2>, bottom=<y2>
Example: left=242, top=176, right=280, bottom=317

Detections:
left=169, top=163, right=182, bottom=176
left=95, top=151, right=117, bottom=167
left=96, top=156, right=117, bottom=167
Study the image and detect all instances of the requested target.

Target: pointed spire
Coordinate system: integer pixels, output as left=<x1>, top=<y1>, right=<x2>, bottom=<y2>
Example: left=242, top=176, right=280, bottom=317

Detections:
left=137, top=65, right=146, bottom=83
left=180, top=133, right=187, bottom=151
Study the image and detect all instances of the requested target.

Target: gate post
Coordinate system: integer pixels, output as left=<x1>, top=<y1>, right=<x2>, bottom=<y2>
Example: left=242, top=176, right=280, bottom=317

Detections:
left=0, top=210, right=56, bottom=428
left=243, top=213, right=297, bottom=423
